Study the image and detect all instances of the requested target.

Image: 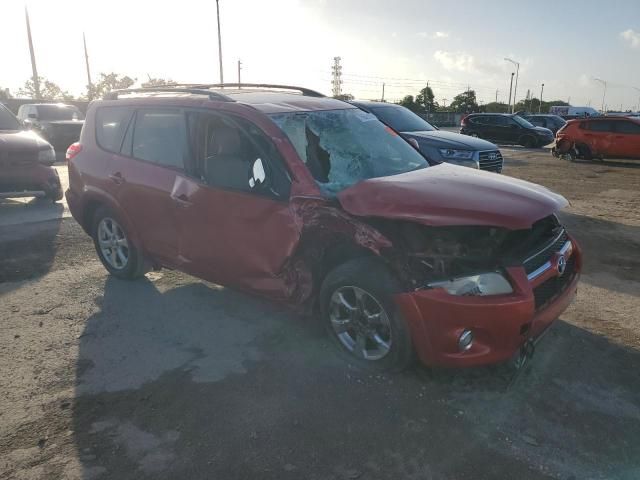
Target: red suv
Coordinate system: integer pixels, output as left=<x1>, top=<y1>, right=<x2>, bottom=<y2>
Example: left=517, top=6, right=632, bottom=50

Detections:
left=66, top=84, right=581, bottom=371
left=555, top=116, right=640, bottom=160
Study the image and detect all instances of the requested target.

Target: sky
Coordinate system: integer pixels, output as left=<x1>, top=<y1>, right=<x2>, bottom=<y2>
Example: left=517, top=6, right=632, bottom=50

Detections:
left=2, top=0, right=640, bottom=110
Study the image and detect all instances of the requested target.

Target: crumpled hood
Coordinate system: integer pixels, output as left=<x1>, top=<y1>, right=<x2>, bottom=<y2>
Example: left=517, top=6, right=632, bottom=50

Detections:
left=337, top=164, right=568, bottom=230
left=402, top=130, right=498, bottom=150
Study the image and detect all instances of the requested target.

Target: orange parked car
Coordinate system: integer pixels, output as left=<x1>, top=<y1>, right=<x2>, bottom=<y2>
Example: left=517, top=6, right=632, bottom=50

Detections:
left=554, top=116, right=640, bottom=160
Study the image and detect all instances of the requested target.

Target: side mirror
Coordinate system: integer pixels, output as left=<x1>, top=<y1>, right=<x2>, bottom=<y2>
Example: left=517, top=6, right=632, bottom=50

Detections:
left=249, top=158, right=267, bottom=189
left=407, top=138, right=420, bottom=150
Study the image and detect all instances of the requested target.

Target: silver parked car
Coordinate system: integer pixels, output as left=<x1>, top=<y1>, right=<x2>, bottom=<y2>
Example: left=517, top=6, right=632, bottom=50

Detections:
left=351, top=101, right=504, bottom=173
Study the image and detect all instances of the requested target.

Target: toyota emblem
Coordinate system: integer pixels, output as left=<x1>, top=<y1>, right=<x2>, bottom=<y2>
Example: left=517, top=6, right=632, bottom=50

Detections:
left=557, top=255, right=567, bottom=276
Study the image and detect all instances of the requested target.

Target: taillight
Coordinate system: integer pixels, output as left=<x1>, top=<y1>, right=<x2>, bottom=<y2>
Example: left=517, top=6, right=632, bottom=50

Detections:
left=66, top=142, right=82, bottom=161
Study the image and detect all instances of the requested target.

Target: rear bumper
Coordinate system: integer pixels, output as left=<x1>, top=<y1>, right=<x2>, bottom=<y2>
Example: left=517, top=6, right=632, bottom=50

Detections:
left=394, top=238, right=582, bottom=368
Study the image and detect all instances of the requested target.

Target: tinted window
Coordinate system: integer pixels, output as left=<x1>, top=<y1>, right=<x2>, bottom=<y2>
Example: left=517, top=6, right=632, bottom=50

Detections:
left=512, top=116, right=535, bottom=128
left=528, top=117, right=545, bottom=127
left=0, top=104, right=21, bottom=130
left=494, top=116, right=510, bottom=126
left=95, top=107, right=134, bottom=153
left=616, top=121, right=640, bottom=134
left=369, top=105, right=436, bottom=132
left=187, top=112, right=290, bottom=198
left=132, top=109, right=187, bottom=169
left=588, top=121, right=614, bottom=132
left=470, top=116, right=492, bottom=125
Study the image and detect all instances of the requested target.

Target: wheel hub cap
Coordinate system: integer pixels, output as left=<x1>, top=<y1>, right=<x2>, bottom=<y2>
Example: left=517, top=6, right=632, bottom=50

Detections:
left=97, top=217, right=129, bottom=270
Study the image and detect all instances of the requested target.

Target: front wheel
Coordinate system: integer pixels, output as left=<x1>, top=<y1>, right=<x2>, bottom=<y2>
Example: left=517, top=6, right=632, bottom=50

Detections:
left=521, top=136, right=536, bottom=148
left=319, top=258, right=413, bottom=372
left=92, top=207, right=146, bottom=279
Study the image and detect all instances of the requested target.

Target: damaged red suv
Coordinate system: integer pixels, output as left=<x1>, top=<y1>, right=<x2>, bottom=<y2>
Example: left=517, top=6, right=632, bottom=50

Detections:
left=66, top=84, right=581, bottom=371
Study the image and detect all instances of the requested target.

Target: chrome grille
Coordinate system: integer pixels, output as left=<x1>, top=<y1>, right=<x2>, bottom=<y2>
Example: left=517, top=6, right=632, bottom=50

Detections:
left=478, top=150, right=503, bottom=172
left=533, top=254, right=577, bottom=311
left=524, top=230, right=568, bottom=275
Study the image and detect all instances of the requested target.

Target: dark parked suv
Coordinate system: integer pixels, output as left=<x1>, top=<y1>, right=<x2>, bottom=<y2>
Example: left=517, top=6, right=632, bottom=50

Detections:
left=523, top=114, right=567, bottom=135
left=0, top=103, right=62, bottom=201
left=66, top=84, right=581, bottom=371
left=461, top=113, right=555, bottom=148
left=17, top=103, right=84, bottom=153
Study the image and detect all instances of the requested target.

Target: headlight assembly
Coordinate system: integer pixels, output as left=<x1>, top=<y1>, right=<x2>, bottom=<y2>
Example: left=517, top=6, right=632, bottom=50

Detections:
left=438, top=149, right=474, bottom=159
left=38, top=146, right=56, bottom=164
left=428, top=272, right=513, bottom=296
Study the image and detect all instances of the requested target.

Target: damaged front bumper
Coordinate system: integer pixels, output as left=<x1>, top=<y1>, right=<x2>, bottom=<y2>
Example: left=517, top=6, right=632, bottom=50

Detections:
left=393, top=237, right=582, bottom=368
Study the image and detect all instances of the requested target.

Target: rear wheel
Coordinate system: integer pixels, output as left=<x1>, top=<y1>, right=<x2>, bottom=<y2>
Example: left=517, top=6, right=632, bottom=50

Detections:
left=319, top=258, right=413, bottom=372
left=92, top=207, right=146, bottom=279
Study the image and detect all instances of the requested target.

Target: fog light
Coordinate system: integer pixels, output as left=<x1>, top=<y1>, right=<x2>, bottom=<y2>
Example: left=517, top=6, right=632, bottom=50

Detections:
left=458, top=330, right=473, bottom=352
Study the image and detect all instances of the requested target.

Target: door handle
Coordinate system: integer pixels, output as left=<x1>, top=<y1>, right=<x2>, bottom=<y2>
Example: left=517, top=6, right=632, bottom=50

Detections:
left=172, top=193, right=192, bottom=208
left=109, top=172, right=125, bottom=185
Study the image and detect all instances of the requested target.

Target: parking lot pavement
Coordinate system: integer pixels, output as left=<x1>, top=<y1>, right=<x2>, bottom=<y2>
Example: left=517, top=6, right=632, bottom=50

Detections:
left=1, top=152, right=639, bottom=479
left=0, top=164, right=70, bottom=229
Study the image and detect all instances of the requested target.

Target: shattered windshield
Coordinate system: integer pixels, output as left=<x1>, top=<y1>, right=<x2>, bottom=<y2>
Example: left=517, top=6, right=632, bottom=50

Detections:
left=270, top=108, right=428, bottom=195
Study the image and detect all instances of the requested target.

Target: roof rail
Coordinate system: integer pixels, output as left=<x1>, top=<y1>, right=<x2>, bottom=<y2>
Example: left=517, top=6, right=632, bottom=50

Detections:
left=104, top=87, right=234, bottom=102
left=206, top=83, right=325, bottom=98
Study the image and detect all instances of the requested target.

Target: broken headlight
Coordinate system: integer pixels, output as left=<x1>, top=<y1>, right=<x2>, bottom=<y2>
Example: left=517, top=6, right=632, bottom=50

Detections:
left=428, top=272, right=512, bottom=296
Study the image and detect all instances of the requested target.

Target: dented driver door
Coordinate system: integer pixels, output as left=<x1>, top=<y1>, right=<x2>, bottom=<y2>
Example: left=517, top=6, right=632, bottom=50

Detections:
left=172, top=111, right=301, bottom=299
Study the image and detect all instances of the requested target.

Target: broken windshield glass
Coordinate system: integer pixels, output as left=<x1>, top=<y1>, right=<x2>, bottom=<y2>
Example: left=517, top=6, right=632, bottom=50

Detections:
left=270, top=109, right=428, bottom=195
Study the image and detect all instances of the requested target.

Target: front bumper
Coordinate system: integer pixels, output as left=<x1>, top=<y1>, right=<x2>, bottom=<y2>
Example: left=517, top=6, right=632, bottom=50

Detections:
left=394, top=237, right=582, bottom=368
left=0, top=164, right=61, bottom=199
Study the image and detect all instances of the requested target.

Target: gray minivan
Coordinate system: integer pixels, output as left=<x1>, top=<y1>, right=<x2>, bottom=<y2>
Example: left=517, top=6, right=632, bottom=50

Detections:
left=351, top=101, right=504, bottom=173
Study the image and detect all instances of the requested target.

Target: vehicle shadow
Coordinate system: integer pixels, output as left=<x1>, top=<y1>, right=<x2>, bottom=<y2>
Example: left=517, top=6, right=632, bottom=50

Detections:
left=559, top=211, right=640, bottom=293
left=70, top=274, right=640, bottom=480
left=0, top=200, right=64, bottom=292
left=569, top=157, right=640, bottom=169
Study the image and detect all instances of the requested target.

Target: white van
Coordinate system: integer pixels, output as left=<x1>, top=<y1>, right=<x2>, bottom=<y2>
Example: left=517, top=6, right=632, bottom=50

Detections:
left=549, top=106, right=599, bottom=117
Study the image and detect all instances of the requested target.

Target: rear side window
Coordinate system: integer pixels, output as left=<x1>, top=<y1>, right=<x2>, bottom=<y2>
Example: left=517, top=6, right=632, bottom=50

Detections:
left=588, top=121, right=614, bottom=132
left=95, top=107, right=133, bottom=153
left=132, top=109, right=187, bottom=169
left=494, top=116, right=510, bottom=126
left=615, top=121, right=640, bottom=134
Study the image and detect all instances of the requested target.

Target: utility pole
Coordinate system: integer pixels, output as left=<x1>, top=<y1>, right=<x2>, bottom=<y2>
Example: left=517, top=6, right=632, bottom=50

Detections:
left=83, top=33, right=93, bottom=100
left=237, top=59, right=242, bottom=88
left=632, top=87, right=640, bottom=112
left=505, top=58, right=520, bottom=113
left=441, top=98, right=447, bottom=109
left=495, top=89, right=499, bottom=104
left=331, top=57, right=342, bottom=97
left=539, top=83, right=544, bottom=113
left=216, top=0, right=224, bottom=83
left=426, top=81, right=430, bottom=115
left=507, top=72, right=514, bottom=113
left=593, top=77, right=607, bottom=113
left=25, top=7, right=40, bottom=99
left=381, top=82, right=385, bottom=102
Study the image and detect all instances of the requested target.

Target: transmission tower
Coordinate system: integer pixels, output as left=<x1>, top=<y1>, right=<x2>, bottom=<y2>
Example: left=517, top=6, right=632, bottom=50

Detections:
left=331, top=57, right=343, bottom=97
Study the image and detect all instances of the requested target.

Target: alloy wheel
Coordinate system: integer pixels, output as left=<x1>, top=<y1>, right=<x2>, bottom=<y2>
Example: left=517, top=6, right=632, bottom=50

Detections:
left=329, top=286, right=392, bottom=361
left=97, top=217, right=129, bottom=270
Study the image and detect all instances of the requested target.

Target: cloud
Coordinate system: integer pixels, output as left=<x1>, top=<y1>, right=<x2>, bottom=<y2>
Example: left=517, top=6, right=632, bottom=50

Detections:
left=417, top=31, right=449, bottom=39
left=433, top=50, right=475, bottom=72
left=620, top=29, right=640, bottom=48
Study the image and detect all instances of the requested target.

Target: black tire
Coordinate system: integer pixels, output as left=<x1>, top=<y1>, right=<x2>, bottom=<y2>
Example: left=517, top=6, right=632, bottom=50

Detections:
left=319, top=257, right=413, bottom=372
left=521, top=136, right=536, bottom=148
left=575, top=144, right=592, bottom=160
left=92, top=206, right=146, bottom=280
left=48, top=188, right=63, bottom=203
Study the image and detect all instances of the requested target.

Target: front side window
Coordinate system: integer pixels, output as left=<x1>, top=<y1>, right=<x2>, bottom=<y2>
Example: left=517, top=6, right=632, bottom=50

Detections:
left=615, top=121, right=640, bottom=134
left=512, top=116, right=535, bottom=128
left=187, top=112, right=290, bottom=198
left=494, top=116, right=509, bottom=126
left=270, top=108, right=429, bottom=195
left=369, top=105, right=436, bottom=132
left=132, top=109, right=187, bottom=169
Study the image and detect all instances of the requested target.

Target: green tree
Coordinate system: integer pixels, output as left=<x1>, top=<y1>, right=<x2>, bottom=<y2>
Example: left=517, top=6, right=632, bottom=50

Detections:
left=415, top=85, right=438, bottom=112
left=398, top=95, right=421, bottom=113
left=90, top=73, right=136, bottom=99
left=449, top=90, right=478, bottom=113
left=18, top=76, right=73, bottom=101
left=483, top=101, right=509, bottom=113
